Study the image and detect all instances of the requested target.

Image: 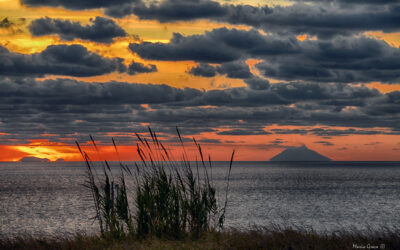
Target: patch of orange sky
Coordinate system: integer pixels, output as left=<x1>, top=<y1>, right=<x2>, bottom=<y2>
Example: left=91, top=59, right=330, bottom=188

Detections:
left=366, top=82, right=400, bottom=93
left=366, top=31, right=400, bottom=48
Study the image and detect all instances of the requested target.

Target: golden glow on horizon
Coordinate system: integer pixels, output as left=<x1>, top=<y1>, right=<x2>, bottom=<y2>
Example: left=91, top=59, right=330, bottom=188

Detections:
left=1, top=131, right=399, bottom=162
left=12, top=145, right=78, bottom=161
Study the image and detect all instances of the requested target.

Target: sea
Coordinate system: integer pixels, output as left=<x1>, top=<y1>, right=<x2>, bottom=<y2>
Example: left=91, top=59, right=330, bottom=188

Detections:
left=1, top=161, right=400, bottom=237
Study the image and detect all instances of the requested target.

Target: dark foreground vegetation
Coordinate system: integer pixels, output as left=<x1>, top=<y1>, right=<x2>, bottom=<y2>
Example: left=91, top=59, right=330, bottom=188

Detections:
left=2, top=227, right=400, bottom=250
left=75, top=128, right=235, bottom=240
left=2, top=128, right=400, bottom=249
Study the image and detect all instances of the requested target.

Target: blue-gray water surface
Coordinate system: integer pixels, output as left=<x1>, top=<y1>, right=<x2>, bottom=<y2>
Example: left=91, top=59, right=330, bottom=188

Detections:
left=1, top=161, right=400, bottom=237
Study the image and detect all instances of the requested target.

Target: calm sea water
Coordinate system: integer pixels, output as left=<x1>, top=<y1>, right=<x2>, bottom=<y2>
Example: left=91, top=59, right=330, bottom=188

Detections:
left=1, top=161, right=400, bottom=237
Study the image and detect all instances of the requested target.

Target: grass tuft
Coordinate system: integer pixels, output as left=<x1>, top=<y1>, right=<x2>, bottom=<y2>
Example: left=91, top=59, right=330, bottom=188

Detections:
left=76, top=127, right=234, bottom=240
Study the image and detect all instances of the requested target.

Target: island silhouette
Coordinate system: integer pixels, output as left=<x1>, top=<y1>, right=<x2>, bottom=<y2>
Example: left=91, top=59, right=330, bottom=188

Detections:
left=270, top=145, right=331, bottom=161
left=19, top=156, right=50, bottom=162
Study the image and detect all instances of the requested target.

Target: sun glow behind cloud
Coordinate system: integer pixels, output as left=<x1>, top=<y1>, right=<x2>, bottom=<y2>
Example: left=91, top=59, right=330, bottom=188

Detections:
left=10, top=140, right=79, bottom=161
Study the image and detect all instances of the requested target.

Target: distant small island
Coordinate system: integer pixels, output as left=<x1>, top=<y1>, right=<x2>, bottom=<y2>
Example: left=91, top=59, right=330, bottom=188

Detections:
left=270, top=145, right=331, bottom=161
left=19, top=156, right=50, bottom=162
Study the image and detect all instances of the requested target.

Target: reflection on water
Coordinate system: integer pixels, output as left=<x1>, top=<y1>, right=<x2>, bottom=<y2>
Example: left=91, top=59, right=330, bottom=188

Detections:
left=1, top=161, right=400, bottom=237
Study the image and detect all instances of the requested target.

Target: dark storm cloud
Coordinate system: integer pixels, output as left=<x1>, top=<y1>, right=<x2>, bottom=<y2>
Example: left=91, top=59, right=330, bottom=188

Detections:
left=244, top=77, right=270, bottom=91
left=216, top=61, right=252, bottom=79
left=1, top=77, right=400, bottom=144
left=136, top=105, right=395, bottom=132
left=132, top=28, right=400, bottom=83
left=0, top=44, right=126, bottom=77
left=129, top=31, right=241, bottom=63
left=222, top=2, right=400, bottom=38
left=128, top=61, right=157, bottom=75
left=361, top=91, right=400, bottom=115
left=217, top=128, right=270, bottom=136
left=189, top=63, right=216, bottom=77
left=0, top=78, right=371, bottom=109
left=183, top=81, right=379, bottom=109
left=195, top=87, right=287, bottom=106
left=256, top=36, right=400, bottom=83
left=189, top=61, right=252, bottom=79
left=129, top=28, right=299, bottom=63
left=270, top=82, right=380, bottom=102
left=29, top=17, right=127, bottom=44
left=0, top=77, right=201, bottom=105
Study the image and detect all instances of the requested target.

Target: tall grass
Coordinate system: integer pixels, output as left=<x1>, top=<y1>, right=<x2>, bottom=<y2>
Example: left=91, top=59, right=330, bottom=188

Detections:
left=76, top=127, right=235, bottom=240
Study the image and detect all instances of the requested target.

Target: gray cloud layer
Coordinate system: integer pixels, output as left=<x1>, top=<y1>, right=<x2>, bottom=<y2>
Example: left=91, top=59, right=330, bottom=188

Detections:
left=1, top=77, right=399, bottom=144
left=29, top=16, right=127, bottom=44
left=0, top=44, right=126, bottom=77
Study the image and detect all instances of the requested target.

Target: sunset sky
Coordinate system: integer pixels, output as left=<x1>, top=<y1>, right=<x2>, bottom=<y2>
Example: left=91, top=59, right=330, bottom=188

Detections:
left=1, top=0, right=400, bottom=161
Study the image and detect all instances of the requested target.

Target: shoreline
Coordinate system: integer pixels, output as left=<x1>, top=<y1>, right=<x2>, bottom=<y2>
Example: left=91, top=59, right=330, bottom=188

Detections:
left=1, top=227, right=400, bottom=250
